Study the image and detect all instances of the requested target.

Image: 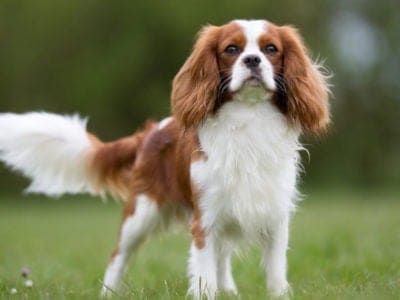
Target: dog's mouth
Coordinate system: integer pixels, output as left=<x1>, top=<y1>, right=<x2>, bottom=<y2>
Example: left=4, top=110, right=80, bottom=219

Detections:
left=234, top=80, right=274, bottom=104
left=245, top=75, right=263, bottom=87
left=225, top=72, right=276, bottom=101
left=242, top=75, right=275, bottom=94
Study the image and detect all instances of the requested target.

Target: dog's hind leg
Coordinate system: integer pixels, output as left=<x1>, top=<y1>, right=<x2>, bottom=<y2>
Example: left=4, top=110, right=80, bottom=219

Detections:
left=100, top=194, right=160, bottom=297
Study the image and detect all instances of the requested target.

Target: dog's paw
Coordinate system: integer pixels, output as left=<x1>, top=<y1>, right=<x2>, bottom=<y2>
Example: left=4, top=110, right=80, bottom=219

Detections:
left=100, top=285, right=117, bottom=298
left=268, top=281, right=292, bottom=299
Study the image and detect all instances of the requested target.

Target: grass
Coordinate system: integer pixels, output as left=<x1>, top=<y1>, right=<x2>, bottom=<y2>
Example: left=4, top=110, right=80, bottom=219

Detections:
left=0, top=189, right=399, bottom=299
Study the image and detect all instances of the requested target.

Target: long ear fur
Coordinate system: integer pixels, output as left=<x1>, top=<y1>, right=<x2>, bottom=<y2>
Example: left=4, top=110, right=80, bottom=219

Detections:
left=279, top=26, right=331, bottom=134
left=171, top=25, right=220, bottom=128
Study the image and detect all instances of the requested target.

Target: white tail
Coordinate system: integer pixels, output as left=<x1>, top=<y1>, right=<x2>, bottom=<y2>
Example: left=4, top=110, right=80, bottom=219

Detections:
left=0, top=112, right=96, bottom=196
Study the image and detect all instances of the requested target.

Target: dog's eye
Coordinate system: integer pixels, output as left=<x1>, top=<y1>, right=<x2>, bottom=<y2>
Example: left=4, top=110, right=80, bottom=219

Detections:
left=224, top=45, right=241, bottom=55
left=262, top=44, right=278, bottom=55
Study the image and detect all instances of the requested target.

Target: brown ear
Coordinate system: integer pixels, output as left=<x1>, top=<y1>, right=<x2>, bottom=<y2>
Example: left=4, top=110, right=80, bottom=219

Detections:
left=279, top=26, right=331, bottom=134
left=171, top=25, right=220, bottom=128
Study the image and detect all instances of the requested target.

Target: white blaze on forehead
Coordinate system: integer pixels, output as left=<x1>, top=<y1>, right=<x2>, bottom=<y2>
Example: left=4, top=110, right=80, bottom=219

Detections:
left=229, top=20, right=276, bottom=95
left=235, top=20, right=269, bottom=50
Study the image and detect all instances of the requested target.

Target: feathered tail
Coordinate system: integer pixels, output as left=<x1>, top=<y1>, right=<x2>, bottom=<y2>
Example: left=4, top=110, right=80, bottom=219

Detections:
left=0, top=112, right=152, bottom=200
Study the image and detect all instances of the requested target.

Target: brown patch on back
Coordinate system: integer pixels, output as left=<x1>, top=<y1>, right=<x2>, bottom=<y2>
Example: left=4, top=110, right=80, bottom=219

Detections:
left=89, top=116, right=204, bottom=212
left=131, top=120, right=183, bottom=206
left=89, top=121, right=156, bottom=200
left=129, top=119, right=201, bottom=210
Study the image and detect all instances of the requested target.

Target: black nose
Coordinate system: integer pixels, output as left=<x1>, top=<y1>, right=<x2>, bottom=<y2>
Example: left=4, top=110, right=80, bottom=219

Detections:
left=243, top=55, right=261, bottom=69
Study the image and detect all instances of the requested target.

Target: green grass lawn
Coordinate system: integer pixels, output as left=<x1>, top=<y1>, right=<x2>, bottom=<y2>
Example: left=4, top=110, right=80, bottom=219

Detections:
left=0, top=189, right=399, bottom=299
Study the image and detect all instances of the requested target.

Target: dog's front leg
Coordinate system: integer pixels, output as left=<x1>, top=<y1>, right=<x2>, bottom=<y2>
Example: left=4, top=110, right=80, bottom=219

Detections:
left=187, top=233, right=218, bottom=299
left=216, top=243, right=237, bottom=294
left=263, top=214, right=291, bottom=299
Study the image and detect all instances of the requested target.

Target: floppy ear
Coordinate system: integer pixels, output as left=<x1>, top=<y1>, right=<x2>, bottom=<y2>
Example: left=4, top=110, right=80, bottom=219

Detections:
left=279, top=26, right=330, bottom=134
left=171, top=25, right=220, bottom=128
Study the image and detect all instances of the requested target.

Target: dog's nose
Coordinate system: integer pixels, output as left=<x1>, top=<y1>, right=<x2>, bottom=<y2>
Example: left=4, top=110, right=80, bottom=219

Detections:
left=243, top=55, right=261, bottom=69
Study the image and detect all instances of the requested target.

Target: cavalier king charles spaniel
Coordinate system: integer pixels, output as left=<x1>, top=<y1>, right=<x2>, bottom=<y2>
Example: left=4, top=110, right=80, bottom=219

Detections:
left=0, top=19, right=330, bottom=298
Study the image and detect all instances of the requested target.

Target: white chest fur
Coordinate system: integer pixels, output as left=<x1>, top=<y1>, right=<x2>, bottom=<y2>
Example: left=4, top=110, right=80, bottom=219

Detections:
left=191, top=100, right=301, bottom=242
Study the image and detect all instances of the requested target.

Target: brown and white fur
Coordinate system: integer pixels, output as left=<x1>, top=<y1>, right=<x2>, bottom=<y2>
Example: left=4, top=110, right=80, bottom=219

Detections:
left=0, top=19, right=330, bottom=299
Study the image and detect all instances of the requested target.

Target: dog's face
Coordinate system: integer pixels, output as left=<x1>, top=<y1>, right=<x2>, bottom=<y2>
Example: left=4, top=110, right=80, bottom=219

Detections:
left=171, top=19, right=330, bottom=134
left=218, top=20, right=277, bottom=95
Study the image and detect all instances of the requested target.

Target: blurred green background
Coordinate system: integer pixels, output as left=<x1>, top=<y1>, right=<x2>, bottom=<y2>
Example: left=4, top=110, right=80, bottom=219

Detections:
left=1, top=1, right=399, bottom=299
left=1, top=0, right=399, bottom=190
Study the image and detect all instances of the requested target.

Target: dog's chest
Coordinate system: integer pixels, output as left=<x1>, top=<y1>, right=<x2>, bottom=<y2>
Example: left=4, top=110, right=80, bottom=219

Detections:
left=191, top=101, right=300, bottom=241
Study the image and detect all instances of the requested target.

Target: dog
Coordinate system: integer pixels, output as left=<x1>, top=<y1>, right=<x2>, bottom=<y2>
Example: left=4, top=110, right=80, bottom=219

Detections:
left=0, top=19, right=330, bottom=298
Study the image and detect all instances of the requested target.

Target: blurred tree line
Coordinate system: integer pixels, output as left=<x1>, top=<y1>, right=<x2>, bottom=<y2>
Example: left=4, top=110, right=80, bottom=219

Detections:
left=0, top=0, right=399, bottom=191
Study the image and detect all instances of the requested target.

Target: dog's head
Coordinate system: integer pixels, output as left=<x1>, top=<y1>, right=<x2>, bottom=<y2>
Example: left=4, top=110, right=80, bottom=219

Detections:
left=171, top=19, right=330, bottom=134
